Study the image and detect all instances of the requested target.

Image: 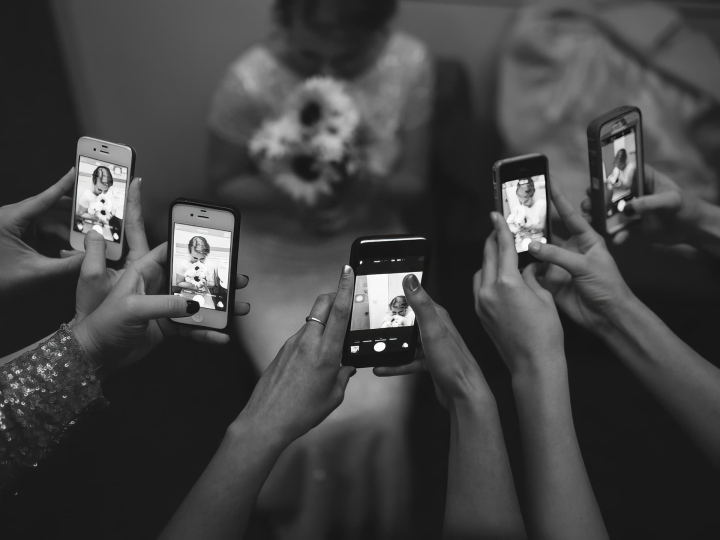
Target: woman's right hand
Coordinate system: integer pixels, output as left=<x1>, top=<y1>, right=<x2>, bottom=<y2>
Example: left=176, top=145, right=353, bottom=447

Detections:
left=71, top=243, right=250, bottom=381
left=374, top=274, right=492, bottom=411
left=531, top=182, right=635, bottom=336
left=582, top=165, right=705, bottom=246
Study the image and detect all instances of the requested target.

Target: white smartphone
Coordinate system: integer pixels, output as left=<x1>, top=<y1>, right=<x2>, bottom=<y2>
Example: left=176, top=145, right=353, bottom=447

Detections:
left=70, top=136, right=136, bottom=261
left=168, top=199, right=241, bottom=331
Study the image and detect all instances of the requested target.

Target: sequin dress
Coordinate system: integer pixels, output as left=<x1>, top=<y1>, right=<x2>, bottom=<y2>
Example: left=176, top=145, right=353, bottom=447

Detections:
left=208, top=32, right=432, bottom=539
left=0, top=325, right=106, bottom=495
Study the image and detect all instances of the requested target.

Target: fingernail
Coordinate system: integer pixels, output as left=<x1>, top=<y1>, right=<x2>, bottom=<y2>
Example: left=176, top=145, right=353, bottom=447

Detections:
left=342, top=265, right=352, bottom=276
left=529, top=242, right=540, bottom=253
left=136, top=177, right=142, bottom=189
left=490, top=212, right=498, bottom=224
left=186, top=300, right=200, bottom=314
left=405, top=273, right=420, bottom=292
left=350, top=368, right=357, bottom=377
left=623, top=204, right=635, bottom=216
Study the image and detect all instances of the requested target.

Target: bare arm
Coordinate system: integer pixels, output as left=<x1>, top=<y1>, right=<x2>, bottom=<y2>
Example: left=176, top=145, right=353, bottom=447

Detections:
left=603, top=295, right=720, bottom=470
left=512, top=359, right=608, bottom=540
left=445, top=395, right=526, bottom=539
left=158, top=419, right=284, bottom=540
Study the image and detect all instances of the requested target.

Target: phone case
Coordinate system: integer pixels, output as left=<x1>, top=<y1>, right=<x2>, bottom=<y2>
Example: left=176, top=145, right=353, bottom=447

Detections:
left=167, top=198, right=241, bottom=331
left=341, top=235, right=430, bottom=368
left=587, top=105, right=643, bottom=236
left=492, top=154, right=551, bottom=268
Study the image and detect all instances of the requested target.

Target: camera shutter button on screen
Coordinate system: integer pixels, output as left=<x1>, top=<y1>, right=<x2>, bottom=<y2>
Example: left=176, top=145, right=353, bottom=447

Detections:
left=374, top=342, right=386, bottom=352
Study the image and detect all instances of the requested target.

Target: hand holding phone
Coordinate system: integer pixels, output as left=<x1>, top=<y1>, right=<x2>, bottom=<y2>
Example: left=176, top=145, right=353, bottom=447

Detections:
left=526, top=181, right=634, bottom=335
left=168, top=199, right=242, bottom=331
left=587, top=106, right=645, bottom=236
left=342, top=235, right=430, bottom=368
left=70, top=137, right=136, bottom=261
left=0, top=168, right=85, bottom=298
left=373, top=274, right=492, bottom=410
left=493, top=154, right=552, bottom=268
left=474, top=212, right=564, bottom=375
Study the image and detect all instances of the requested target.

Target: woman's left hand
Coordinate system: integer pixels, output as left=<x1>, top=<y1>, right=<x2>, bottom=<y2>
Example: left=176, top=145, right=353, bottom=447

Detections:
left=71, top=242, right=250, bottom=381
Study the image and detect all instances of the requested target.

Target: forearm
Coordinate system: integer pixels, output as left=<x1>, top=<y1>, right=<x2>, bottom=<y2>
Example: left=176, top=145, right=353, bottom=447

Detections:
left=513, top=360, right=608, bottom=540
left=1, top=325, right=106, bottom=494
left=603, top=296, right=720, bottom=468
left=159, top=417, right=287, bottom=540
left=444, top=395, right=526, bottom=540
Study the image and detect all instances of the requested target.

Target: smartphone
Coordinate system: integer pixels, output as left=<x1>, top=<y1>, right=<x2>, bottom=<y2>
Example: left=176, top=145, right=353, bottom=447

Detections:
left=341, top=235, right=429, bottom=369
left=168, top=199, right=241, bottom=331
left=70, top=136, right=136, bottom=261
left=587, top=105, right=645, bottom=235
left=493, top=153, right=551, bottom=268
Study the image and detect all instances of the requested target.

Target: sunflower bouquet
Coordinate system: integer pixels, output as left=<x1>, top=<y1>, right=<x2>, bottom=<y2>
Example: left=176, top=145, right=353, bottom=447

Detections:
left=249, top=77, right=362, bottom=208
left=184, top=261, right=209, bottom=291
left=88, top=194, right=114, bottom=225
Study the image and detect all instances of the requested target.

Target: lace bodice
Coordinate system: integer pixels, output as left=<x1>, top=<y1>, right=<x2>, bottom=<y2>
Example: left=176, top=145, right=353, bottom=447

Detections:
left=208, top=31, right=433, bottom=150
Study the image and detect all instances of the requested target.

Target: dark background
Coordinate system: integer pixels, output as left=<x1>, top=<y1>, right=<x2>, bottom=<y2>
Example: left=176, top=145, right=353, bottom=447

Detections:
left=3, top=1, right=720, bottom=539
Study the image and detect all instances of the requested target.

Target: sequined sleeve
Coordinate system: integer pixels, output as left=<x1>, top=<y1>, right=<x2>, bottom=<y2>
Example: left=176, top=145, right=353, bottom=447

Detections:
left=0, top=324, right=107, bottom=494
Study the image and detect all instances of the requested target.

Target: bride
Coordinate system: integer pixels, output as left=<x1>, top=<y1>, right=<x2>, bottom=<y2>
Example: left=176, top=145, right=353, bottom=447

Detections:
left=205, top=0, right=433, bottom=537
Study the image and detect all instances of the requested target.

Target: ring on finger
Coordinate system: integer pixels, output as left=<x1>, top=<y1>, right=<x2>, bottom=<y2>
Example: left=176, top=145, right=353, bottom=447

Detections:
left=305, top=316, right=326, bottom=327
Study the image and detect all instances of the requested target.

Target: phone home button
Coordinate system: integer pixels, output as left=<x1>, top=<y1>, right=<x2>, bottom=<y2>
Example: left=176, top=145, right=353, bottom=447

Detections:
left=192, top=312, right=203, bottom=323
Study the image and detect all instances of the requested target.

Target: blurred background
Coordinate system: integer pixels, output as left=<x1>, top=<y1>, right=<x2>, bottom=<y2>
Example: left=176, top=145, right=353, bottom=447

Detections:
left=3, top=0, right=720, bottom=538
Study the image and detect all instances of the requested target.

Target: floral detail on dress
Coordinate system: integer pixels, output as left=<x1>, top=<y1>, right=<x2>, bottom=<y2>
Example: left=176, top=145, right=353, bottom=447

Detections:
left=0, top=324, right=107, bottom=495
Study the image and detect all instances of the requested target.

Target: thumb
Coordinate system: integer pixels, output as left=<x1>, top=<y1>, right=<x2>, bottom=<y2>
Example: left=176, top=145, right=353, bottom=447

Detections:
left=624, top=191, right=681, bottom=217
left=522, top=263, right=552, bottom=300
left=81, top=231, right=108, bottom=283
left=528, top=241, right=586, bottom=276
left=336, top=366, right=357, bottom=392
left=125, top=294, right=200, bottom=324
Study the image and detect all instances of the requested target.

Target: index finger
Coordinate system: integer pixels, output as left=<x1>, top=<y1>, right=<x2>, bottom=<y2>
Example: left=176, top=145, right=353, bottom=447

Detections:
left=123, top=178, right=149, bottom=262
left=16, top=168, right=76, bottom=224
left=549, top=180, right=593, bottom=237
left=490, top=212, right=519, bottom=276
left=321, top=265, right=355, bottom=346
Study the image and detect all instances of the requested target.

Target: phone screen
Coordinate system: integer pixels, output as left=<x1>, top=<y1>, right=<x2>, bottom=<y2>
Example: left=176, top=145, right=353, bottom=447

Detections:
left=347, top=256, right=424, bottom=357
left=74, top=156, right=129, bottom=243
left=601, top=125, right=638, bottom=221
left=170, top=223, right=232, bottom=312
left=501, top=175, right=548, bottom=253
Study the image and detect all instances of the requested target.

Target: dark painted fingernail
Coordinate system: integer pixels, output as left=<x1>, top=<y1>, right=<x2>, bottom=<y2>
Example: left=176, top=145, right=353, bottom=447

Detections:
left=405, top=274, right=420, bottom=292
left=186, top=300, right=200, bottom=314
left=624, top=205, right=636, bottom=216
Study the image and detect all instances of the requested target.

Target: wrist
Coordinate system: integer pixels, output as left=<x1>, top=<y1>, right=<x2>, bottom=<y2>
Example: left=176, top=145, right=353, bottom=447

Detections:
left=70, top=320, right=107, bottom=381
left=228, top=412, right=291, bottom=457
left=510, top=350, right=568, bottom=396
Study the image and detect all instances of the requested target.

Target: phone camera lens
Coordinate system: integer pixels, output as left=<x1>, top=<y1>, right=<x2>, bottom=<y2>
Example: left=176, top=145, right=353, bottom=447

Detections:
left=93, top=148, right=96, bottom=151
left=191, top=213, right=194, bottom=217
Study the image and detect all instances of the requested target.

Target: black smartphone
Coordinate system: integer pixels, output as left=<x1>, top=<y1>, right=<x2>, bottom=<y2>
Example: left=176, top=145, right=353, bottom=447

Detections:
left=587, top=105, right=645, bottom=235
left=167, top=198, right=241, bottom=331
left=493, top=153, right=551, bottom=268
left=341, top=235, right=430, bottom=369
